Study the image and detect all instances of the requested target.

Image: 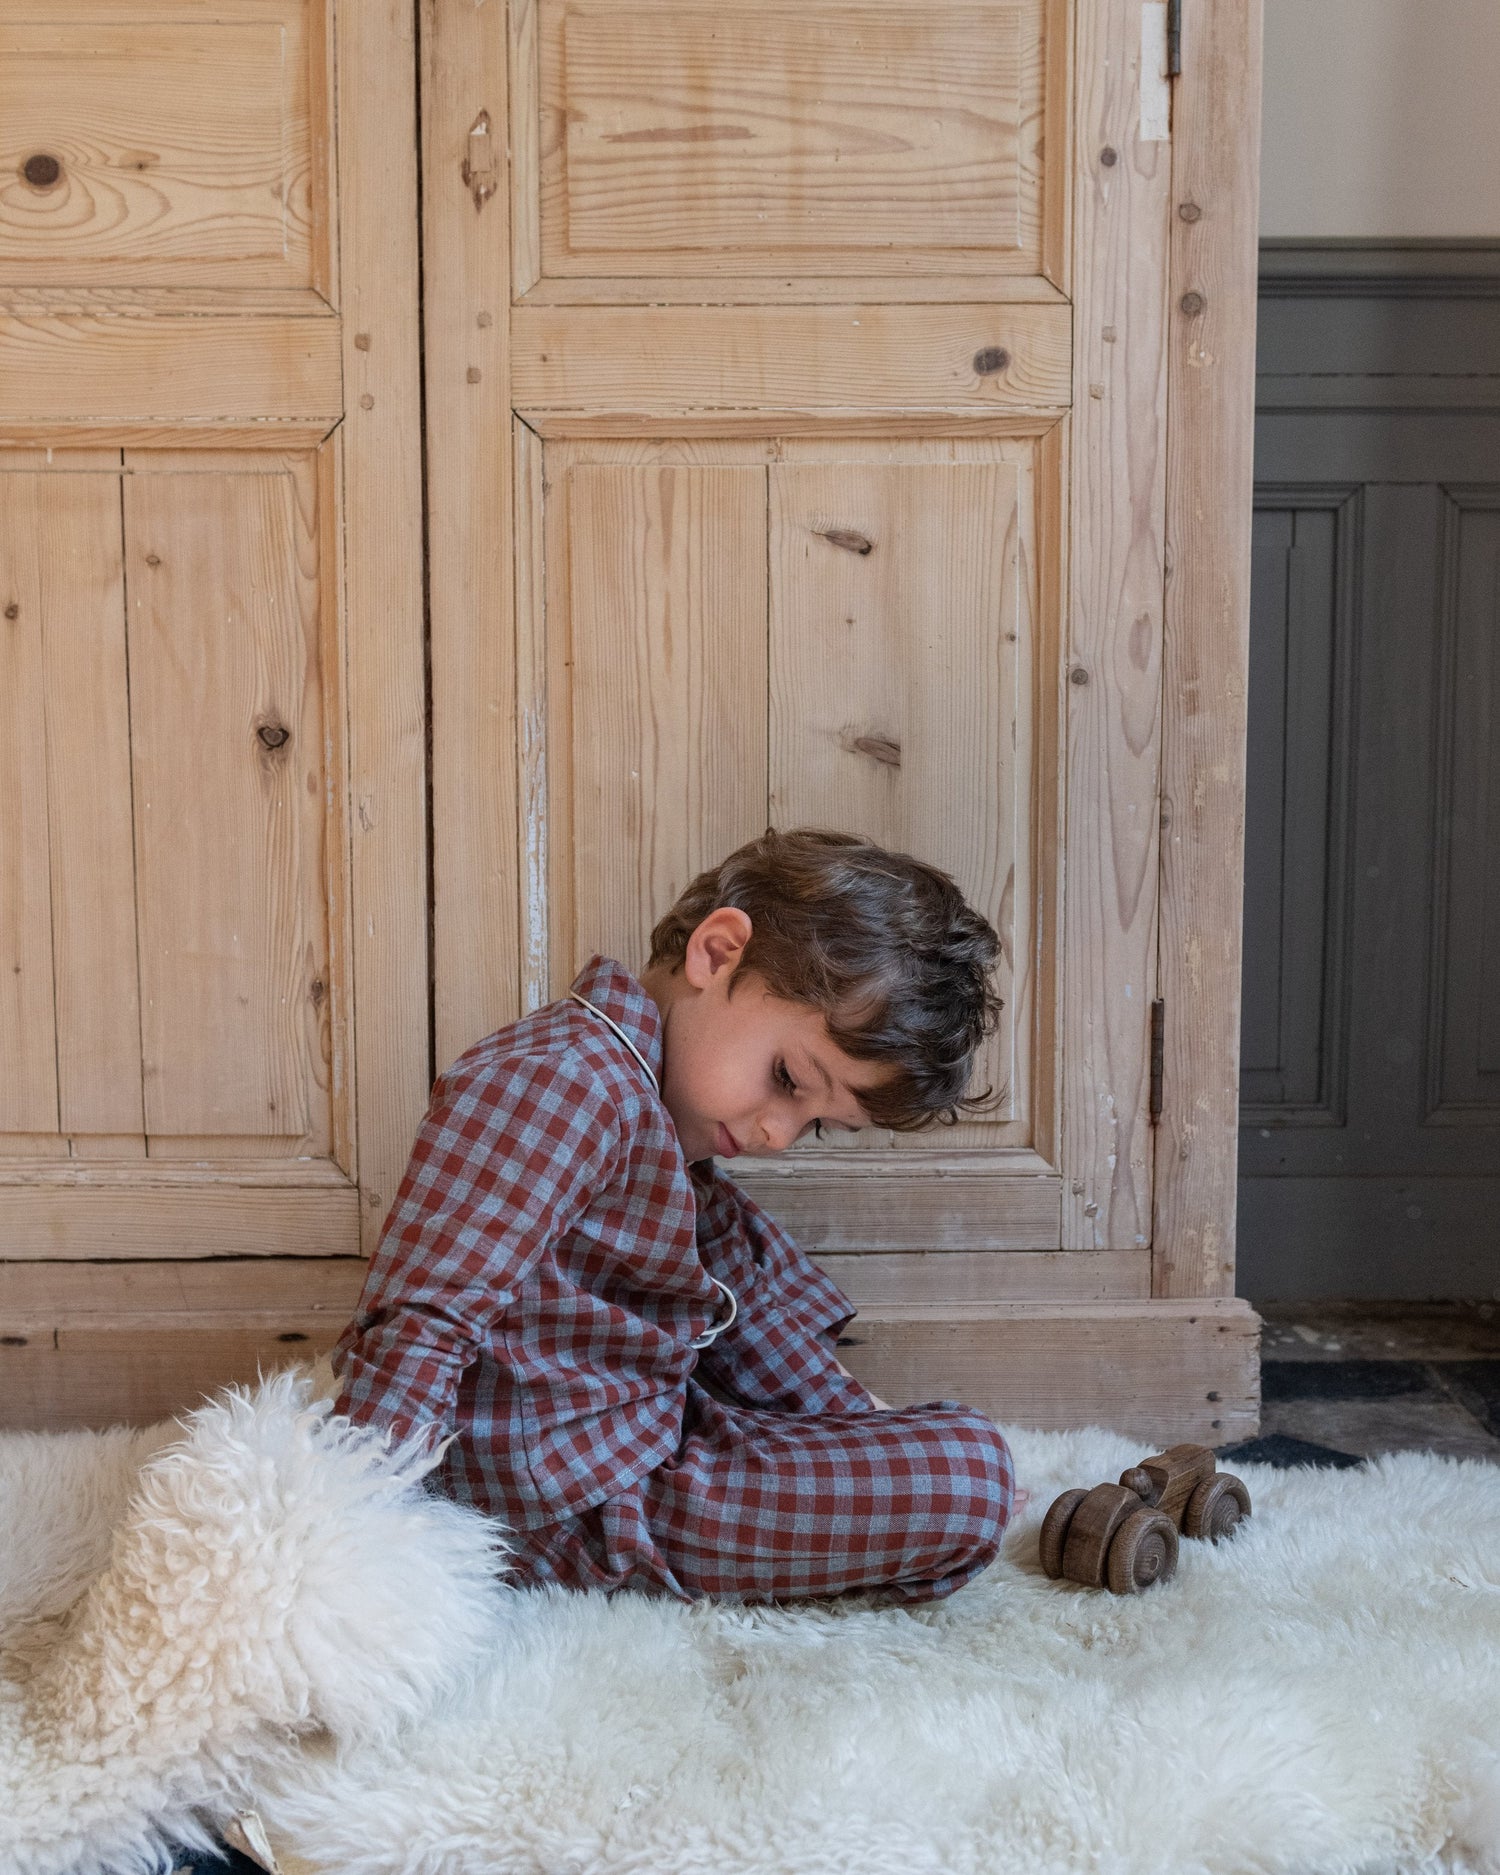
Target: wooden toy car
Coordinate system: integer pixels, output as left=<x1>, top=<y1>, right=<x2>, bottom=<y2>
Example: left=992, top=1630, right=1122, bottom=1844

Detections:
left=1039, top=1443, right=1252, bottom=1594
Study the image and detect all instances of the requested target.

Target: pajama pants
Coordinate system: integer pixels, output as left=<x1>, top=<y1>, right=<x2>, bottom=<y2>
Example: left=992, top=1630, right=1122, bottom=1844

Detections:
left=501, top=1385, right=1015, bottom=1603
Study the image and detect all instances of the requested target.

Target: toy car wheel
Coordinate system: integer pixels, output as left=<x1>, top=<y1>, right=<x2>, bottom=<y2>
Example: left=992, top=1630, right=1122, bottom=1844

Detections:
left=1038, top=1487, right=1088, bottom=1579
left=1105, top=1506, right=1179, bottom=1594
left=1183, top=1472, right=1252, bottom=1542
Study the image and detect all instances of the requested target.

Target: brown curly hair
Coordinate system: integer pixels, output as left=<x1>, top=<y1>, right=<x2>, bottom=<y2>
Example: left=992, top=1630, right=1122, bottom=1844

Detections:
left=647, top=828, right=1003, bottom=1130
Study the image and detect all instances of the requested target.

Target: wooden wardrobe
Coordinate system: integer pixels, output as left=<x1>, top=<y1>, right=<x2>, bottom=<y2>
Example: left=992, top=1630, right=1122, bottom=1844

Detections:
left=0, top=0, right=1265, bottom=1440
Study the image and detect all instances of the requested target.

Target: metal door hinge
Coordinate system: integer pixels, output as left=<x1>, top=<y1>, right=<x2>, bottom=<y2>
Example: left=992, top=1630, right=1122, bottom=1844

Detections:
left=1149, top=999, right=1165, bottom=1124
left=1167, top=0, right=1182, bottom=76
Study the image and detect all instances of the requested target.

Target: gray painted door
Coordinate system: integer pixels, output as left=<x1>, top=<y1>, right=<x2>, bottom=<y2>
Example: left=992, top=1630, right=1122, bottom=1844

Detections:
left=1239, top=248, right=1500, bottom=1300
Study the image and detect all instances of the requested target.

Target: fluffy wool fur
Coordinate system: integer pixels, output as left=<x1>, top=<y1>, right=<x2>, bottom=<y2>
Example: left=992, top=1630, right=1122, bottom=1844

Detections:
left=1, top=1376, right=1497, bottom=1875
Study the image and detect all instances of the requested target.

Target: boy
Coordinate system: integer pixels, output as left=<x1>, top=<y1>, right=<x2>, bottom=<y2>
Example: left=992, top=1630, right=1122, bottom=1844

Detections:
left=333, top=828, right=1019, bottom=1603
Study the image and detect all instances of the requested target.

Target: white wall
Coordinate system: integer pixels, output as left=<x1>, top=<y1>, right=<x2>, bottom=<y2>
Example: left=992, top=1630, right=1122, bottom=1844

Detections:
left=1260, top=0, right=1500, bottom=238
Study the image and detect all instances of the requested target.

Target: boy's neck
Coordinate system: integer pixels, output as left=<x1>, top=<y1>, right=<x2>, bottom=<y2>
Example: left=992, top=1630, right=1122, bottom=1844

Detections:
left=638, top=960, right=684, bottom=1032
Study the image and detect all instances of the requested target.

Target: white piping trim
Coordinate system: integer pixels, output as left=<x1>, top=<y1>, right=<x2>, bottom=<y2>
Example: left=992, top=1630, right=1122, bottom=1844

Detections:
left=566, top=992, right=660, bottom=1093
left=567, top=991, right=737, bottom=1348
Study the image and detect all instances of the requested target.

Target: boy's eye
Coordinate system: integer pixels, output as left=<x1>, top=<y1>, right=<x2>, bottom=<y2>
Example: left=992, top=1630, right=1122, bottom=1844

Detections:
left=774, top=1059, right=797, bottom=1096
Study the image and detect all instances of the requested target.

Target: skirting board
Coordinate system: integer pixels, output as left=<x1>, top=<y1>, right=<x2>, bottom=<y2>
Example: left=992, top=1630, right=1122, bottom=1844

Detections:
left=839, top=1299, right=1260, bottom=1445
left=0, top=1261, right=1260, bottom=1442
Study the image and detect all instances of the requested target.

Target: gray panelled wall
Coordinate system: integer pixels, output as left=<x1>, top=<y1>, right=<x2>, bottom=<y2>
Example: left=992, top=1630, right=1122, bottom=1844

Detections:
left=1239, top=242, right=1500, bottom=1300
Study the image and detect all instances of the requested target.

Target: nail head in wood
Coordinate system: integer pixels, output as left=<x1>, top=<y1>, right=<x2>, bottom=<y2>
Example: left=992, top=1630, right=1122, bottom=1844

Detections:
left=22, top=153, right=61, bottom=189
left=972, top=346, right=1010, bottom=376
left=1179, top=290, right=1206, bottom=316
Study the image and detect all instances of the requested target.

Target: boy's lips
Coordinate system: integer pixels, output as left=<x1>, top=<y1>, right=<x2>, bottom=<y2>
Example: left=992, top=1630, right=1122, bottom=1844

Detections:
left=716, top=1123, right=740, bottom=1158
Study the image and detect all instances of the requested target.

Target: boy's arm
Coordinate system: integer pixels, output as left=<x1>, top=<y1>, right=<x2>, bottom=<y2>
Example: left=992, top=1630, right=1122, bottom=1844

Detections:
left=689, top=1167, right=884, bottom=1415
left=333, top=1052, right=620, bottom=1450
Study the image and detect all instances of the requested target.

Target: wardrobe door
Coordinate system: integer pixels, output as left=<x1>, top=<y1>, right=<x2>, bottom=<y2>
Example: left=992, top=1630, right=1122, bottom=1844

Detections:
left=0, top=1, right=425, bottom=1423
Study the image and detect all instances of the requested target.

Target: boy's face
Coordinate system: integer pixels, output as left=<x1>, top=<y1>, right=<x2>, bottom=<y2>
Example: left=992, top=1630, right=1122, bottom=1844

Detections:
left=654, top=908, right=894, bottom=1165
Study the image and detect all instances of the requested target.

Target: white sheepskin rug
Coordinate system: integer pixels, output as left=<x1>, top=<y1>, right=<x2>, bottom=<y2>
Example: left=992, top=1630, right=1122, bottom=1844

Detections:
left=2, top=1375, right=1498, bottom=1875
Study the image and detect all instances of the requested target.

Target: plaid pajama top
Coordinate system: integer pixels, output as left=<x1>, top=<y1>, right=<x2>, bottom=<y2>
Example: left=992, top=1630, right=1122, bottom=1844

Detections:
left=332, top=955, right=872, bottom=1527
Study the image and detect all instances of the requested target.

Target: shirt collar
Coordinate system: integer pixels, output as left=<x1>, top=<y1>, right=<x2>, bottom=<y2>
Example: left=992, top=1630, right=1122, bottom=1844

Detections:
left=566, top=955, right=666, bottom=1092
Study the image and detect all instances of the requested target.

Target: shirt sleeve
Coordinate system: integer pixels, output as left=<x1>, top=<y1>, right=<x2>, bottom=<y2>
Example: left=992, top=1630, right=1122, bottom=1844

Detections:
left=689, top=1165, right=877, bottom=1415
left=332, top=1048, right=621, bottom=1449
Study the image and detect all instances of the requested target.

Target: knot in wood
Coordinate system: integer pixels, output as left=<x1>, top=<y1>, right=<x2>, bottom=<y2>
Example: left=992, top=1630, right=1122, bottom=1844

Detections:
left=1069, top=665, right=1089, bottom=685
left=22, top=153, right=61, bottom=189
left=144, top=553, right=161, bottom=567
left=816, top=526, right=873, bottom=556
left=257, top=722, right=291, bottom=750
left=1179, top=290, right=1206, bottom=317
left=1099, top=146, right=1118, bottom=167
left=1178, top=200, right=1202, bottom=222
left=4, top=603, right=18, bottom=621
left=841, top=730, right=902, bottom=769
left=972, top=346, right=1011, bottom=376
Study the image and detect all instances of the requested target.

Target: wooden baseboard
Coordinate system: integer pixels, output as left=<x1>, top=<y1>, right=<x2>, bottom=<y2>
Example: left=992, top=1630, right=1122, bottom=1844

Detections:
left=840, top=1298, right=1262, bottom=1444
left=0, top=1261, right=1261, bottom=1442
left=0, top=1259, right=362, bottom=1431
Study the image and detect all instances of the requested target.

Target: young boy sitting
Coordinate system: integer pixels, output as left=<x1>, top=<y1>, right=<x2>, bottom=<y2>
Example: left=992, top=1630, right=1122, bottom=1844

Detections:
left=333, top=828, right=1020, bottom=1603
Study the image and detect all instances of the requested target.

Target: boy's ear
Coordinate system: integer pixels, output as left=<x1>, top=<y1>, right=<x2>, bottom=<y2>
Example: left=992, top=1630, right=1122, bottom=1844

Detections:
left=683, top=906, right=753, bottom=990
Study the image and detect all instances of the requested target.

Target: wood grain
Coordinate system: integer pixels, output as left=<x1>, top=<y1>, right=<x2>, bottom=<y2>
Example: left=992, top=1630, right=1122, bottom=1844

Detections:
left=557, top=461, right=769, bottom=982
left=0, top=13, right=316, bottom=288
left=0, top=1182, right=358, bottom=1261
left=0, top=315, right=341, bottom=427
left=424, top=0, right=522, bottom=1073
left=768, top=461, right=1027, bottom=1146
left=0, top=1256, right=364, bottom=1431
left=838, top=1298, right=1260, bottom=1442
left=818, top=1248, right=1148, bottom=1304
left=512, top=305, right=1072, bottom=415
left=515, top=275, right=1071, bottom=308
left=544, top=3, right=1042, bottom=271
left=1153, top=0, right=1264, bottom=1298
left=0, top=476, right=60, bottom=1133
left=730, top=1161, right=1061, bottom=1250
left=122, top=467, right=326, bottom=1147
left=1060, top=0, right=1172, bottom=1249
left=33, top=472, right=145, bottom=1139
left=336, top=0, right=429, bottom=1248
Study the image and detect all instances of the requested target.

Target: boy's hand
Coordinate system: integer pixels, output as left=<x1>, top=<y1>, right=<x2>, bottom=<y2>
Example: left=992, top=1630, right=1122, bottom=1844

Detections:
left=1013, top=1487, right=1031, bottom=1516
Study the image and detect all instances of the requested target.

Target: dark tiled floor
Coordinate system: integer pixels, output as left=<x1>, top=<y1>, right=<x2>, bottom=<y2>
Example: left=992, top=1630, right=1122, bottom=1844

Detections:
left=1219, top=1301, right=1500, bottom=1470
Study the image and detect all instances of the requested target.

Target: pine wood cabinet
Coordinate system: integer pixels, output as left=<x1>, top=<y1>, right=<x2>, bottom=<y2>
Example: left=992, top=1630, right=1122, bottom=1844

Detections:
left=1, top=0, right=1265, bottom=1438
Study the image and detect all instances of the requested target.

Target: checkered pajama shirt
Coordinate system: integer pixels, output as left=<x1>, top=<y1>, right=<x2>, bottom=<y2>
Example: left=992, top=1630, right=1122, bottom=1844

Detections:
left=332, top=956, right=1015, bottom=1602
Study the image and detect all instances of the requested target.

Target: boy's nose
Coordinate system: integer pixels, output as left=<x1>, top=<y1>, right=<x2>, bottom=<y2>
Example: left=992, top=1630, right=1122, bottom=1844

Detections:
left=760, top=1111, right=802, bottom=1152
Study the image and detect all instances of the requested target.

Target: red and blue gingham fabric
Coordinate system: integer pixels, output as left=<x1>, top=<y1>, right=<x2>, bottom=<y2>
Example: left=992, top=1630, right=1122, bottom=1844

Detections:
left=333, top=956, right=1014, bottom=1601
